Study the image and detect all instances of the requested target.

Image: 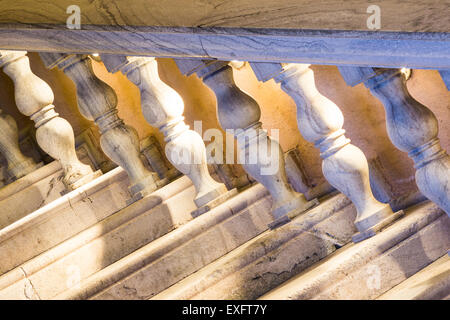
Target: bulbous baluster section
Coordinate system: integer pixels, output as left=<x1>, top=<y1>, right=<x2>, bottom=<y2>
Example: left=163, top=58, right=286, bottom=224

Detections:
left=176, top=59, right=317, bottom=228
left=39, top=53, right=159, bottom=201
left=0, top=50, right=98, bottom=190
left=0, top=109, right=40, bottom=183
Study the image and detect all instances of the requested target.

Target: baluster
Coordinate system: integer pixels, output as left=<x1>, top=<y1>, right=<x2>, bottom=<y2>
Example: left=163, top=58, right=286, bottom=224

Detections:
left=100, top=55, right=235, bottom=214
left=250, top=62, right=402, bottom=241
left=0, top=108, right=41, bottom=183
left=39, top=53, right=161, bottom=201
left=175, top=59, right=318, bottom=228
left=339, top=66, right=449, bottom=216
left=0, top=50, right=99, bottom=190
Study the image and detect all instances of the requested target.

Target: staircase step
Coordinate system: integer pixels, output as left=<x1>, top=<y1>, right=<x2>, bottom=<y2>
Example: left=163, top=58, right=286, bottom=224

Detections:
left=377, top=254, right=450, bottom=300
left=0, top=174, right=198, bottom=299
left=55, top=184, right=272, bottom=300
left=260, top=201, right=449, bottom=300
left=153, top=193, right=355, bottom=300
left=0, top=161, right=64, bottom=229
left=0, top=167, right=193, bottom=276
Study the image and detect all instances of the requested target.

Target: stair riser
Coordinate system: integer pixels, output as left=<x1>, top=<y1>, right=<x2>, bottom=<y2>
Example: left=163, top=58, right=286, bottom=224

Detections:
left=377, top=255, right=450, bottom=300
left=0, top=168, right=131, bottom=275
left=0, top=182, right=197, bottom=299
left=0, top=164, right=64, bottom=229
left=260, top=202, right=448, bottom=300
left=91, top=194, right=274, bottom=300
left=194, top=204, right=357, bottom=300
left=54, top=184, right=269, bottom=300
left=152, top=194, right=355, bottom=300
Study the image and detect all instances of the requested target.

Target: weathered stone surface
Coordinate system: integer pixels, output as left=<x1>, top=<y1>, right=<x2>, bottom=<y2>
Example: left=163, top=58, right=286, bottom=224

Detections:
left=377, top=254, right=450, bottom=300
left=153, top=193, right=355, bottom=300
left=0, top=161, right=63, bottom=228
left=0, top=168, right=192, bottom=276
left=0, top=175, right=197, bottom=299
left=56, top=184, right=271, bottom=300
left=260, top=201, right=449, bottom=300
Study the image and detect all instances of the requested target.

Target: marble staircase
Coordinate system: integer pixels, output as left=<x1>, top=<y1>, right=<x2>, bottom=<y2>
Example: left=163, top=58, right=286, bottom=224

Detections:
left=1, top=166, right=447, bottom=300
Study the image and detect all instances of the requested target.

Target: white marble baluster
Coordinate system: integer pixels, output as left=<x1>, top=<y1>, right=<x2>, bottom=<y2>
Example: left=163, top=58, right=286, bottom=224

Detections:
left=39, top=53, right=160, bottom=201
left=101, top=55, right=234, bottom=213
left=176, top=59, right=318, bottom=228
left=250, top=62, right=400, bottom=241
left=362, top=68, right=450, bottom=215
left=0, top=108, right=41, bottom=183
left=0, top=50, right=99, bottom=190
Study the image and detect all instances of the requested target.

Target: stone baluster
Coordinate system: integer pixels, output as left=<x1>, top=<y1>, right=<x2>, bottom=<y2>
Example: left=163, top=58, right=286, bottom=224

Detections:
left=100, top=55, right=235, bottom=214
left=175, top=59, right=318, bottom=228
left=39, top=53, right=160, bottom=201
left=0, top=108, right=41, bottom=183
left=339, top=66, right=449, bottom=216
left=0, top=50, right=99, bottom=190
left=250, top=62, right=401, bottom=241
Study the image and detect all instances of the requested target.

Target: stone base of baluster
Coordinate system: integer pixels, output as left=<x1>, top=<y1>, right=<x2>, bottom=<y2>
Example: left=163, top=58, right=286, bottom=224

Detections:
left=126, top=172, right=165, bottom=205
left=191, top=188, right=239, bottom=218
left=61, top=169, right=103, bottom=194
left=268, top=198, right=320, bottom=229
left=352, top=209, right=405, bottom=243
left=165, top=167, right=183, bottom=182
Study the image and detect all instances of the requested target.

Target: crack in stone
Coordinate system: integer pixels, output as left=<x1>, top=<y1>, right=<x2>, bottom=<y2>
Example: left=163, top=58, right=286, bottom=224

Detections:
left=20, top=267, right=41, bottom=300
left=306, top=229, right=346, bottom=247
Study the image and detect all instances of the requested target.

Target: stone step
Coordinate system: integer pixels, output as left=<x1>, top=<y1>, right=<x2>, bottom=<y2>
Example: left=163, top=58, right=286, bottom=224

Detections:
left=260, top=201, right=449, bottom=300
left=0, top=174, right=200, bottom=299
left=0, top=167, right=194, bottom=276
left=0, top=160, right=65, bottom=229
left=54, top=184, right=274, bottom=300
left=377, top=254, right=450, bottom=300
left=152, top=193, right=355, bottom=300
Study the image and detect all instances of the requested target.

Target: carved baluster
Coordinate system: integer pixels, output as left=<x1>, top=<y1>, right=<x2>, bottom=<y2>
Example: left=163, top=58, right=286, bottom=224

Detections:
left=100, top=55, right=235, bottom=214
left=0, top=108, right=41, bottom=183
left=175, top=59, right=318, bottom=228
left=39, top=53, right=163, bottom=201
left=0, top=50, right=99, bottom=190
left=250, top=62, right=401, bottom=241
left=339, top=66, right=449, bottom=215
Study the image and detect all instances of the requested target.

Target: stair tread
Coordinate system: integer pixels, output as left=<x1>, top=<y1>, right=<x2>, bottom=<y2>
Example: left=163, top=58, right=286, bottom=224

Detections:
left=55, top=184, right=271, bottom=300
left=0, top=174, right=196, bottom=299
left=152, top=193, right=354, bottom=300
